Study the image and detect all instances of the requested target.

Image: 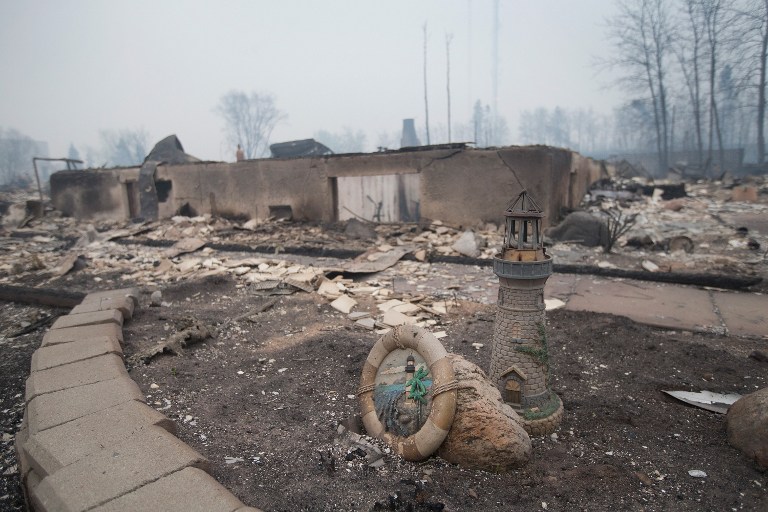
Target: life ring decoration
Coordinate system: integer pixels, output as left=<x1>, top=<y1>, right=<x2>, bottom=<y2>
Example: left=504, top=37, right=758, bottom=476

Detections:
left=357, top=325, right=458, bottom=461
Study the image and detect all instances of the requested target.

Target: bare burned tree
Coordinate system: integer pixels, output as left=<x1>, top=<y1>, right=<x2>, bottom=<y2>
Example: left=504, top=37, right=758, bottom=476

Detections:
left=216, top=90, right=284, bottom=159
left=701, top=0, right=727, bottom=175
left=99, top=128, right=149, bottom=167
left=601, top=208, right=638, bottom=254
left=737, top=0, right=768, bottom=164
left=0, top=128, right=37, bottom=185
left=606, top=0, right=674, bottom=174
left=676, top=0, right=706, bottom=167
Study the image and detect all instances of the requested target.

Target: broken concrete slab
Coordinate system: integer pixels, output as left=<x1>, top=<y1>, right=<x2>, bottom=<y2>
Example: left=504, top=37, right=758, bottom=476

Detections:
left=27, top=377, right=144, bottom=434
left=90, top=467, right=251, bottom=512
left=342, top=247, right=409, bottom=274
left=22, top=400, right=176, bottom=478
left=565, top=277, right=721, bottom=332
left=543, top=274, right=578, bottom=303
left=165, top=237, right=207, bottom=258
left=30, top=425, right=208, bottom=512
left=41, top=322, right=123, bottom=347
left=26, top=353, right=128, bottom=402
left=355, top=317, right=376, bottom=330
left=330, top=294, right=357, bottom=314
left=31, top=336, right=123, bottom=372
left=382, top=309, right=417, bottom=327
left=712, top=291, right=768, bottom=337
left=49, top=309, right=123, bottom=330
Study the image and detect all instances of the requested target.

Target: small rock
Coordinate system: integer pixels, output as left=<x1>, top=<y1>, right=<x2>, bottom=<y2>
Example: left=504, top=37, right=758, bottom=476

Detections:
left=748, top=350, right=768, bottom=363
left=150, top=383, right=160, bottom=389
left=688, top=469, right=707, bottom=478
left=467, top=488, right=478, bottom=499
left=150, top=290, right=163, bottom=307
left=550, top=433, right=558, bottom=442
left=471, top=343, right=484, bottom=350
left=634, top=471, right=653, bottom=486
left=414, top=249, right=427, bottom=262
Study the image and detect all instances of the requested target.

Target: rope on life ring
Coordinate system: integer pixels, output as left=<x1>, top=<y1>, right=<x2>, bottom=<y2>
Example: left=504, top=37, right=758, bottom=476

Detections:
left=357, top=325, right=458, bottom=461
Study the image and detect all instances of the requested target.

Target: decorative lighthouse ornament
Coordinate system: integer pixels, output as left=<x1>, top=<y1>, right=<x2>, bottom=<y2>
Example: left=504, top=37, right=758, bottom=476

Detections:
left=489, top=191, right=563, bottom=436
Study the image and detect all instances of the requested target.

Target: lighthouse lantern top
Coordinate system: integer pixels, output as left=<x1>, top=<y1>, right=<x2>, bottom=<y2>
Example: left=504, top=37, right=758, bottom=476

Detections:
left=503, top=190, right=544, bottom=251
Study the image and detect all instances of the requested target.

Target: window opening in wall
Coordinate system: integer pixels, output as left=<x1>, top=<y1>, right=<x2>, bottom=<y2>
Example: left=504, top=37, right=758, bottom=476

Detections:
left=155, top=180, right=172, bottom=202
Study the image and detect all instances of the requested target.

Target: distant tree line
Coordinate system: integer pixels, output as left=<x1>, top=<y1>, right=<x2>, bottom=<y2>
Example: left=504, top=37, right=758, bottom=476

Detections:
left=518, top=1, right=768, bottom=174
left=604, top=0, right=768, bottom=171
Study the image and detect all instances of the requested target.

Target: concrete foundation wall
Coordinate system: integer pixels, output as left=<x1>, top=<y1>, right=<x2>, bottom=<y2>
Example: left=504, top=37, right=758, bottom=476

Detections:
left=50, top=168, right=140, bottom=220
left=50, top=146, right=608, bottom=227
left=154, top=160, right=334, bottom=221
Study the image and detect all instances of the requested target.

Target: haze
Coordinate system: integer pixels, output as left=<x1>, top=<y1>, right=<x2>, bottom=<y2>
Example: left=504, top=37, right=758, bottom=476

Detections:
left=0, top=0, right=621, bottom=161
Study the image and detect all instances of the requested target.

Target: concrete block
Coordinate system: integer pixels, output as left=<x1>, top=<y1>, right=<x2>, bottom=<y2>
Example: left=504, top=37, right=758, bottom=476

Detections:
left=15, top=422, right=31, bottom=479
left=31, top=426, right=208, bottom=512
left=23, top=400, right=176, bottom=478
left=27, top=377, right=144, bottom=434
left=23, top=469, right=42, bottom=512
left=70, top=295, right=135, bottom=320
left=26, top=353, right=127, bottom=403
left=31, top=336, right=123, bottom=372
left=83, top=287, right=140, bottom=307
left=41, top=323, right=123, bottom=347
left=50, top=309, right=123, bottom=330
left=91, top=467, right=246, bottom=512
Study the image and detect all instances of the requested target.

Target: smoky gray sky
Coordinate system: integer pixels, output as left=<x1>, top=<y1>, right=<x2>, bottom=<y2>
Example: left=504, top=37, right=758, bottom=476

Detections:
left=0, top=0, right=622, bottom=161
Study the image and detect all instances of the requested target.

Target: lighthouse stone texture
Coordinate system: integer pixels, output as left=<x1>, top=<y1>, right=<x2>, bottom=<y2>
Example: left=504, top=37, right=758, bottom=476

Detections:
left=489, top=191, right=563, bottom=436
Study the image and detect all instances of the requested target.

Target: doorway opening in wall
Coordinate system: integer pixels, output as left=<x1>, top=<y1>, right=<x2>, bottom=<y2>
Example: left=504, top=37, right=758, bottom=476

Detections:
left=336, top=173, right=420, bottom=223
left=155, top=180, right=172, bottom=202
left=125, top=181, right=139, bottom=219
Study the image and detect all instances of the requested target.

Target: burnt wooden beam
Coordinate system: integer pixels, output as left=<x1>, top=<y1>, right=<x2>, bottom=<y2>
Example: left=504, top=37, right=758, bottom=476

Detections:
left=0, top=284, right=86, bottom=308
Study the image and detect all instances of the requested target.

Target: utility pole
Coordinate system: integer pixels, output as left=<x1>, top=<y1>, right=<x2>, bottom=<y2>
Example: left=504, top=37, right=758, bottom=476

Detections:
left=446, top=33, right=454, bottom=143
left=423, top=22, right=431, bottom=145
left=492, top=0, right=499, bottom=145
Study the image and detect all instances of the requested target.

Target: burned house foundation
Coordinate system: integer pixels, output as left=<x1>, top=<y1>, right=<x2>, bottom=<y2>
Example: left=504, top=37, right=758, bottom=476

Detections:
left=49, top=145, right=606, bottom=228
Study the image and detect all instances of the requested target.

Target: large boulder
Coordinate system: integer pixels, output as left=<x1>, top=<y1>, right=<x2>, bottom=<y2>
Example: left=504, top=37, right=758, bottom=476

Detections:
left=727, top=387, right=768, bottom=470
left=437, top=354, right=531, bottom=471
left=545, top=211, right=609, bottom=248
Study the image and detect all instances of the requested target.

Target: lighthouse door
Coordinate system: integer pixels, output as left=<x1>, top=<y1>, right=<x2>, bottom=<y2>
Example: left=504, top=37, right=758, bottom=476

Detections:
left=505, top=379, right=521, bottom=406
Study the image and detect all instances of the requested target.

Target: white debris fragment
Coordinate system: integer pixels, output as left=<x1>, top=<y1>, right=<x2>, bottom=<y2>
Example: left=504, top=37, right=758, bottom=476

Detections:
left=641, top=260, right=660, bottom=272
left=330, top=294, right=357, bottom=314
left=688, top=469, right=707, bottom=478
left=544, top=298, right=566, bottom=311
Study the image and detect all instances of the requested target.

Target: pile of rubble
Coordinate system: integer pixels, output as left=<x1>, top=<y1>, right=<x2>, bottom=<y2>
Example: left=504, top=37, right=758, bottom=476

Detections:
left=1, top=175, right=767, bottom=312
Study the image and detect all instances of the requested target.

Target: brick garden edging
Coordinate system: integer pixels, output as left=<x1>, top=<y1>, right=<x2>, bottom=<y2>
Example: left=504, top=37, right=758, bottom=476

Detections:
left=15, top=287, right=262, bottom=512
